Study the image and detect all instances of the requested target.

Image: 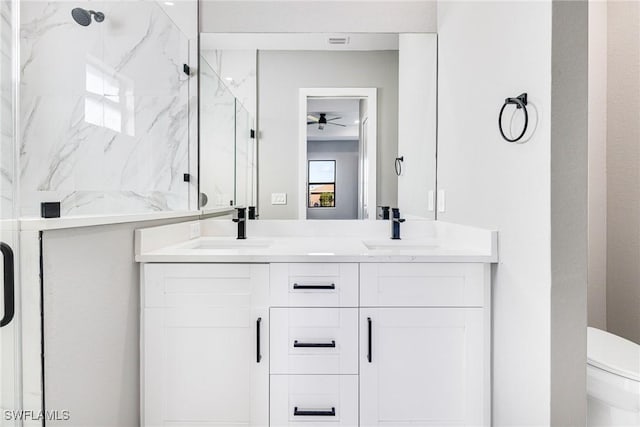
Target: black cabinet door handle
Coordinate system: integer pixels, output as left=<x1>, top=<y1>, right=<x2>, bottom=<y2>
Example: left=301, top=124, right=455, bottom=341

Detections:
left=293, top=340, right=336, bottom=348
left=367, top=317, right=372, bottom=363
left=294, top=407, right=336, bottom=416
left=0, top=242, right=14, bottom=328
left=293, top=283, right=335, bottom=290
left=256, top=317, right=262, bottom=363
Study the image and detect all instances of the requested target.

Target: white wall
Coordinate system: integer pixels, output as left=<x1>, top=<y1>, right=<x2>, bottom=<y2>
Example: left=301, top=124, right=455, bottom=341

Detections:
left=200, top=1, right=437, bottom=33
left=397, top=34, right=437, bottom=219
left=258, top=50, right=398, bottom=219
left=437, top=1, right=587, bottom=424
left=607, top=1, right=640, bottom=344
left=588, top=0, right=608, bottom=331
left=200, top=33, right=400, bottom=52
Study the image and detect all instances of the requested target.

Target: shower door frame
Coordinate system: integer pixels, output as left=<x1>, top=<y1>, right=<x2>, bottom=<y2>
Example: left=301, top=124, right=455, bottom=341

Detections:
left=0, top=0, right=22, bottom=425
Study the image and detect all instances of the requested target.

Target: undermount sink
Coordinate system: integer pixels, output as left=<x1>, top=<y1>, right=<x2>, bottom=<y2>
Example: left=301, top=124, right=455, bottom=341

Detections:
left=362, top=239, right=439, bottom=251
left=186, top=238, right=273, bottom=250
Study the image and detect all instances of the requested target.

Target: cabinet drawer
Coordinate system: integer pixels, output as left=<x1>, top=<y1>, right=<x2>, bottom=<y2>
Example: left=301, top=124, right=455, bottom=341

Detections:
left=270, top=375, right=358, bottom=426
left=270, top=263, right=358, bottom=307
left=270, top=308, right=358, bottom=375
left=360, top=263, right=487, bottom=307
left=142, top=263, right=269, bottom=309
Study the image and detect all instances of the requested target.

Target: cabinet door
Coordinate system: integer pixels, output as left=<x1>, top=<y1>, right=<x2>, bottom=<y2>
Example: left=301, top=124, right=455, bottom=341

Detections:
left=142, top=264, right=269, bottom=427
left=360, top=308, right=487, bottom=426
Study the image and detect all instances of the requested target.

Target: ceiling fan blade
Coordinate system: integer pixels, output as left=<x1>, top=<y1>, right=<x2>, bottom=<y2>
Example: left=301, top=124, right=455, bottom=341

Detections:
left=328, top=122, right=346, bottom=127
left=307, top=122, right=317, bottom=125
left=307, top=115, right=319, bottom=122
left=326, top=117, right=343, bottom=122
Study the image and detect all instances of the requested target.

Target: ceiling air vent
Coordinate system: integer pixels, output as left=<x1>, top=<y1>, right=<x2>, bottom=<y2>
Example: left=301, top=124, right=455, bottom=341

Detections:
left=328, top=37, right=349, bottom=45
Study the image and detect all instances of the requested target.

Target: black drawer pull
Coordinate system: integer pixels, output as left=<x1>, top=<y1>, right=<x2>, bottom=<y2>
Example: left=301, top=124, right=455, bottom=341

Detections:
left=293, top=283, right=335, bottom=290
left=367, top=317, right=372, bottom=363
left=294, top=407, right=336, bottom=417
left=256, top=317, right=262, bottom=363
left=294, top=340, right=336, bottom=348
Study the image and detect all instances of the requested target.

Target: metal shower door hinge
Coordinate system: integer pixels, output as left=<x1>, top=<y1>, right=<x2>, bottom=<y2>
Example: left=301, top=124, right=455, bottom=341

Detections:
left=183, top=64, right=190, bottom=76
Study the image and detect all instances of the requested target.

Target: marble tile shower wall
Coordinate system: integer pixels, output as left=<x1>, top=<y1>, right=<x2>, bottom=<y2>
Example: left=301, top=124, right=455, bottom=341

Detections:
left=1, top=0, right=14, bottom=218
left=20, top=1, right=192, bottom=216
left=200, top=49, right=257, bottom=119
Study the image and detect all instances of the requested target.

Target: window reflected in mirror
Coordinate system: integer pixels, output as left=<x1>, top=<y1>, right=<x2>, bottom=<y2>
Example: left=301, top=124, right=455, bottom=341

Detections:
left=308, top=160, right=336, bottom=208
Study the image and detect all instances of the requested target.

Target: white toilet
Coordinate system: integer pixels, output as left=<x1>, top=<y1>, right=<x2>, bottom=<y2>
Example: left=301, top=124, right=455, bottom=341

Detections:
left=587, top=327, right=640, bottom=426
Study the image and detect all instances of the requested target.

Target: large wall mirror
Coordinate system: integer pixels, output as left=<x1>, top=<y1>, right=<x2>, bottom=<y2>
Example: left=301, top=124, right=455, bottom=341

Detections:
left=199, top=26, right=437, bottom=220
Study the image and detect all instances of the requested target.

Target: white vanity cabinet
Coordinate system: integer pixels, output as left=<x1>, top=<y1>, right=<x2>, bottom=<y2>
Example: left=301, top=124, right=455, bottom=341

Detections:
left=141, top=263, right=270, bottom=427
left=359, top=263, right=491, bottom=426
left=141, top=261, right=491, bottom=427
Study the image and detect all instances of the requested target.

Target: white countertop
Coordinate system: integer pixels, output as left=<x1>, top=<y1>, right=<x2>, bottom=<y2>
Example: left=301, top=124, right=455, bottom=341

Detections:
left=135, top=219, right=498, bottom=263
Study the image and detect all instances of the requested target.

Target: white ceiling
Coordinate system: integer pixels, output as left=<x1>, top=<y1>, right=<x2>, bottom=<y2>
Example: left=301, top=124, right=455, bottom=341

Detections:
left=307, top=98, right=360, bottom=141
left=200, top=33, right=399, bottom=51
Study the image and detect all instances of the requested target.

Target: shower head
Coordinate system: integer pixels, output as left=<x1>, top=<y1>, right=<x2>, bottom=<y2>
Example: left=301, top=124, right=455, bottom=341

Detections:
left=71, top=8, right=104, bottom=26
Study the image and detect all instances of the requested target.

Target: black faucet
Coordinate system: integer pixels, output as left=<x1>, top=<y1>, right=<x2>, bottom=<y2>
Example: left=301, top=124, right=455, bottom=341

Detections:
left=232, top=207, right=247, bottom=239
left=391, top=208, right=405, bottom=240
left=248, top=206, right=257, bottom=220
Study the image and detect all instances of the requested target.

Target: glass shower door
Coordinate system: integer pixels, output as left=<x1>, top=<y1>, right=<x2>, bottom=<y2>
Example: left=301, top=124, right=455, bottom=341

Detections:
left=199, top=56, right=236, bottom=208
left=234, top=102, right=252, bottom=208
left=0, top=0, right=20, bottom=424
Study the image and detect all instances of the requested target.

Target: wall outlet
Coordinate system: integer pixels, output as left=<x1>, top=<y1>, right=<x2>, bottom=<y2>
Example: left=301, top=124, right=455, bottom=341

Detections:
left=271, top=193, right=287, bottom=205
left=189, top=222, right=201, bottom=239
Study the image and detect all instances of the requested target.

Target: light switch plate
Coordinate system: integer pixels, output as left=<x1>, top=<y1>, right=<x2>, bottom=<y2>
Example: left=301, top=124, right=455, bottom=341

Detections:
left=189, top=222, right=201, bottom=239
left=437, top=190, right=446, bottom=213
left=428, top=190, right=435, bottom=212
left=271, top=193, right=287, bottom=205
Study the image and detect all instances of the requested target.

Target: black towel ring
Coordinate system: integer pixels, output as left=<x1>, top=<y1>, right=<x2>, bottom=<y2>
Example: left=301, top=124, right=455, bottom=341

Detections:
left=395, top=156, right=404, bottom=176
left=498, top=93, right=528, bottom=143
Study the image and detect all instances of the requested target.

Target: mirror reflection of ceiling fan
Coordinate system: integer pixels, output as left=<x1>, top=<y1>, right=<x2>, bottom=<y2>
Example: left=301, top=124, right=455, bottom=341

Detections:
left=307, top=113, right=346, bottom=130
